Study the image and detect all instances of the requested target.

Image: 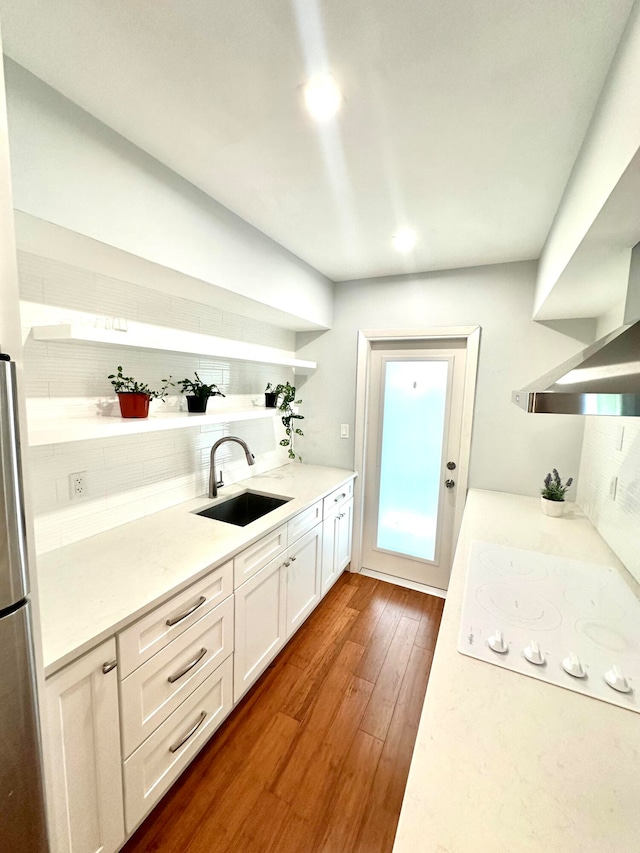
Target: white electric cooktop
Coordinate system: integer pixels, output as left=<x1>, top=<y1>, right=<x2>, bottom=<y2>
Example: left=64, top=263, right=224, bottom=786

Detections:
left=458, top=540, right=640, bottom=714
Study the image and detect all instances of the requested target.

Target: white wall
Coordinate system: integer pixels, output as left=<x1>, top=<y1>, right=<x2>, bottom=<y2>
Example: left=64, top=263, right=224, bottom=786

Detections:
left=4, top=59, right=335, bottom=330
left=18, top=252, right=293, bottom=554
left=296, top=261, right=586, bottom=496
left=534, top=1, right=640, bottom=315
left=578, top=419, right=640, bottom=583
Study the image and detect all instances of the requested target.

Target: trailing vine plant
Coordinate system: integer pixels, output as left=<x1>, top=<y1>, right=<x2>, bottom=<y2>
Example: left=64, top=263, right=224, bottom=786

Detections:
left=272, top=382, right=304, bottom=460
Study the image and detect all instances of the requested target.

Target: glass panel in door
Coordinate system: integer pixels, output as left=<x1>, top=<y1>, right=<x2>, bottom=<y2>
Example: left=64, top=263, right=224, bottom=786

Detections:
left=376, top=359, right=449, bottom=562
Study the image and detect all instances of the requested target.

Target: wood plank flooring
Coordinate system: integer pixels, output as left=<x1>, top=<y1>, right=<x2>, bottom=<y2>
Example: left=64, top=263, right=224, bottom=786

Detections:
left=123, top=572, right=445, bottom=853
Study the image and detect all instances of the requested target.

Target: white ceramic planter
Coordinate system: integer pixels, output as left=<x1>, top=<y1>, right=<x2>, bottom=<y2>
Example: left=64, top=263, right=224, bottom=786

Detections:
left=541, top=496, right=564, bottom=517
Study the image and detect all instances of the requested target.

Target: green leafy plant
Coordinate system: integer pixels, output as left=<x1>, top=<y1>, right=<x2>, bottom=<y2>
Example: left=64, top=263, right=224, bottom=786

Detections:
left=108, top=366, right=172, bottom=400
left=541, top=469, right=573, bottom=502
left=176, top=372, right=225, bottom=399
left=272, top=382, right=304, bottom=460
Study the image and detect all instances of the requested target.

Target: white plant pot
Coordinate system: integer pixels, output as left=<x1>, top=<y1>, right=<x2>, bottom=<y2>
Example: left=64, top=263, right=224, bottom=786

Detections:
left=541, top=496, right=564, bottom=517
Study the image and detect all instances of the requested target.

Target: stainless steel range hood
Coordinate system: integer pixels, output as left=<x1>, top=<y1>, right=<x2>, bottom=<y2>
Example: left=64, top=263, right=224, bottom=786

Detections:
left=512, top=321, right=640, bottom=415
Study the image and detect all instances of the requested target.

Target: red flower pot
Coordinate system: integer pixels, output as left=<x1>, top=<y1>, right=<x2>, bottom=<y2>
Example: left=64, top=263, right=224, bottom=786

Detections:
left=117, top=392, right=150, bottom=418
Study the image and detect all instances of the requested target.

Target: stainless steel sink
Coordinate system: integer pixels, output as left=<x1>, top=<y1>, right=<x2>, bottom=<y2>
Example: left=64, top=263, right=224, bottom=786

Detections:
left=195, top=491, right=291, bottom=527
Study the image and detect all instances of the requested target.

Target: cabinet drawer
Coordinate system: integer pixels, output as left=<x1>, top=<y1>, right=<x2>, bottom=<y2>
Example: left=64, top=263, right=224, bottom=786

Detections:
left=118, top=560, right=233, bottom=678
left=287, top=500, right=322, bottom=544
left=123, top=655, right=233, bottom=834
left=323, top=480, right=353, bottom=518
left=233, top=523, right=287, bottom=587
left=120, top=596, right=233, bottom=758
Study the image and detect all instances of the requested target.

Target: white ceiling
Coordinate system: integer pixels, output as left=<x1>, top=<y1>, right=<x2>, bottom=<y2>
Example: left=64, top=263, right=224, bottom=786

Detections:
left=0, top=0, right=634, bottom=282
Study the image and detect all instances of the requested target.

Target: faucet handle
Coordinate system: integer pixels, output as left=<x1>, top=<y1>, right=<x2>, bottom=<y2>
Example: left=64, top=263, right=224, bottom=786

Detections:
left=216, top=470, right=224, bottom=488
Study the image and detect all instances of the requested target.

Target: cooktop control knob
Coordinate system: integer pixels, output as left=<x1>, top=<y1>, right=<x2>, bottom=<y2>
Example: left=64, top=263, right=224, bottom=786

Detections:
left=523, top=641, right=545, bottom=666
left=487, top=629, right=508, bottom=654
left=562, top=652, right=586, bottom=679
left=604, top=666, right=632, bottom=694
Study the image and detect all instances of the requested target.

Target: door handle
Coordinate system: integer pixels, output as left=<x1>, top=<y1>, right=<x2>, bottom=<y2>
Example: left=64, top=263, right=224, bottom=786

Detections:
left=445, top=479, right=455, bottom=489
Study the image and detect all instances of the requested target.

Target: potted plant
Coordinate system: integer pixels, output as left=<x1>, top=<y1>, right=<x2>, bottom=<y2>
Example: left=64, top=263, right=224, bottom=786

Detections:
left=176, top=372, right=225, bottom=413
left=272, top=382, right=304, bottom=460
left=541, top=469, right=573, bottom=517
left=108, top=366, right=173, bottom=418
left=264, top=382, right=278, bottom=408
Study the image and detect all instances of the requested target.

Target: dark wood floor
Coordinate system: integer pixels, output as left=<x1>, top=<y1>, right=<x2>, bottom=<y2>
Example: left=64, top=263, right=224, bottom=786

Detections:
left=123, top=571, right=445, bottom=853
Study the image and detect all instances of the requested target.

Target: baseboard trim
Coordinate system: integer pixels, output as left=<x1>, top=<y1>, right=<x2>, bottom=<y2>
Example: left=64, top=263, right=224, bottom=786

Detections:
left=358, top=567, right=447, bottom=599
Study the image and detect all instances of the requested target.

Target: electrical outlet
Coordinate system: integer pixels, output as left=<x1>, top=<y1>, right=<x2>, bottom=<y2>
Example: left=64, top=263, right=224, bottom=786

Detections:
left=69, top=472, right=86, bottom=499
left=340, top=424, right=349, bottom=439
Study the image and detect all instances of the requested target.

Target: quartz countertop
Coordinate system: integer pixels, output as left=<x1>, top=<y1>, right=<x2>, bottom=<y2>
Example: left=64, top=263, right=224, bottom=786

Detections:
left=37, top=463, right=355, bottom=676
left=393, top=489, right=640, bottom=853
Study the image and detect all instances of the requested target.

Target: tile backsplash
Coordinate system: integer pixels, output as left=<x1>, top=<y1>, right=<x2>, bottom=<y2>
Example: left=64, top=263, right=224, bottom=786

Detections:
left=577, top=418, right=640, bottom=584
left=18, top=251, right=297, bottom=554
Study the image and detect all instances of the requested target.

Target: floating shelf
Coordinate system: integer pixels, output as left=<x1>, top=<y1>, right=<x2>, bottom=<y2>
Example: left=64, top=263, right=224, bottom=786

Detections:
left=31, top=322, right=317, bottom=374
left=28, top=406, right=280, bottom=447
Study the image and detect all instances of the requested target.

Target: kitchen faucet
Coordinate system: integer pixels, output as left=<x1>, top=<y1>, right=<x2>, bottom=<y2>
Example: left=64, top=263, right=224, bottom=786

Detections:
left=209, top=436, right=255, bottom=498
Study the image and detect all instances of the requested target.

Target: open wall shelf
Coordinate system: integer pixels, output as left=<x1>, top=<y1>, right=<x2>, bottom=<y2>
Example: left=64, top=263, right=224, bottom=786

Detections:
left=31, top=321, right=317, bottom=374
left=28, top=406, right=280, bottom=447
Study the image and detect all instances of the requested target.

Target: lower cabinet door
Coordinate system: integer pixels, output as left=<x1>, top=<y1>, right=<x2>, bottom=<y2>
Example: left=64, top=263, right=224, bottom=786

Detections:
left=285, top=523, right=322, bottom=638
left=44, top=639, right=125, bottom=853
left=321, top=499, right=353, bottom=596
left=336, top=498, right=354, bottom=573
left=234, top=557, right=287, bottom=703
left=123, top=655, right=233, bottom=834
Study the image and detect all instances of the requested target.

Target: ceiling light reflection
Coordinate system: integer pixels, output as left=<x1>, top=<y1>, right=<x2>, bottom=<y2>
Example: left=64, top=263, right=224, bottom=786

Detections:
left=392, top=228, right=418, bottom=253
left=303, top=76, right=342, bottom=121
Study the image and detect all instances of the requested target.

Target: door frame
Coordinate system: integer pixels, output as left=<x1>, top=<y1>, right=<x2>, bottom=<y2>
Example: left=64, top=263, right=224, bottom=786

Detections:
left=351, top=326, right=481, bottom=590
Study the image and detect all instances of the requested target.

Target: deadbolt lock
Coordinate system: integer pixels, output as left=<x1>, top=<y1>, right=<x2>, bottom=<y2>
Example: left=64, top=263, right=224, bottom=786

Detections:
left=446, top=461, right=456, bottom=470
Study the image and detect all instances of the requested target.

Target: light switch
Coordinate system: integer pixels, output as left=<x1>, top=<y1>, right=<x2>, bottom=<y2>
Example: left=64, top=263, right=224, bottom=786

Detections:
left=340, top=424, right=349, bottom=439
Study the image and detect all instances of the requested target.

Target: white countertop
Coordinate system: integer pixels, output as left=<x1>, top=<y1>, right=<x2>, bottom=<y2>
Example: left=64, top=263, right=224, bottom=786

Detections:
left=37, top=463, right=355, bottom=676
left=393, top=489, right=640, bottom=853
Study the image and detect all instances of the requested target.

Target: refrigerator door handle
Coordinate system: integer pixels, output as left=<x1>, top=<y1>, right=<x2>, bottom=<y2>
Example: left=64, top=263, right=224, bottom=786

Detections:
left=0, top=359, right=29, bottom=608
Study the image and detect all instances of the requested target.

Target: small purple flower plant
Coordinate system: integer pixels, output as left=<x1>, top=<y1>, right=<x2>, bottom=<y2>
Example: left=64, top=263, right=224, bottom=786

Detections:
left=542, top=469, right=573, bottom=502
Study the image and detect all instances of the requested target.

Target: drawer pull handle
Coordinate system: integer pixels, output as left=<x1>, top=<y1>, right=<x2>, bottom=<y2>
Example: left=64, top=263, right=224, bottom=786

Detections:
left=284, top=559, right=291, bottom=568
left=167, top=647, right=207, bottom=684
left=102, top=660, right=117, bottom=675
left=166, top=595, right=206, bottom=627
left=168, top=710, right=207, bottom=753
left=334, top=493, right=346, bottom=502
left=290, top=555, right=297, bottom=562
left=338, top=512, right=345, bottom=519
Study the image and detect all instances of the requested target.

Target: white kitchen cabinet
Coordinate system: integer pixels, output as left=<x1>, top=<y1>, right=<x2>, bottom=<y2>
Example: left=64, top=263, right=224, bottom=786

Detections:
left=233, top=522, right=287, bottom=587
left=285, top=523, right=322, bottom=638
left=117, top=559, right=233, bottom=678
left=234, top=520, right=323, bottom=700
left=44, top=639, right=125, bottom=853
left=286, top=499, right=322, bottom=544
left=234, top=554, right=287, bottom=702
left=123, top=655, right=233, bottom=834
left=119, top=595, right=234, bottom=758
left=321, top=497, right=354, bottom=597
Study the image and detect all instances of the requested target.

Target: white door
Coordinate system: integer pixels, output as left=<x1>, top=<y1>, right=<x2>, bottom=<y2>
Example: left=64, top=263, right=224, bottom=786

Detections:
left=361, top=341, right=467, bottom=591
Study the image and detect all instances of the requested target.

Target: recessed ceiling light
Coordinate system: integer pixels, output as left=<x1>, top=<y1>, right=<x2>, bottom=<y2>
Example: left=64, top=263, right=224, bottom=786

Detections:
left=392, top=228, right=418, bottom=253
left=303, top=76, right=342, bottom=121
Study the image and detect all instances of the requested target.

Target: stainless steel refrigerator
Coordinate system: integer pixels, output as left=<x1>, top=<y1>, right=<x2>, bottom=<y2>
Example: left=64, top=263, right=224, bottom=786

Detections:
left=0, top=354, right=48, bottom=851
